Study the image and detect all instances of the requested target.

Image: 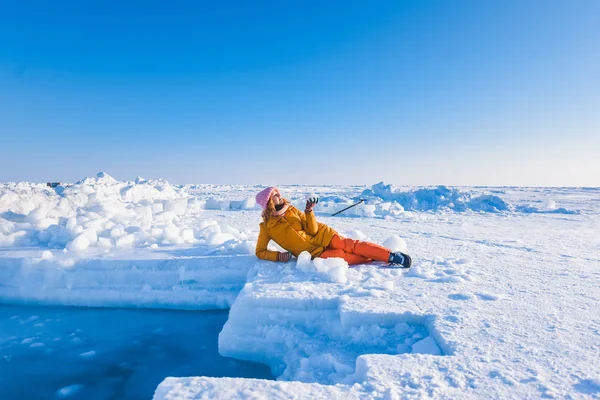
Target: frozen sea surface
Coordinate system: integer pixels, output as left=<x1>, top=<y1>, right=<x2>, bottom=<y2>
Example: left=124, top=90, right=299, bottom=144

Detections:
left=0, top=305, right=273, bottom=400
left=1, top=175, right=599, bottom=399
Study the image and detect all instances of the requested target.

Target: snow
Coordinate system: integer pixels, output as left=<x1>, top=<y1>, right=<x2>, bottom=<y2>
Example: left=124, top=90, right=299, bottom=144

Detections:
left=0, top=175, right=583, bottom=255
left=41, top=250, right=53, bottom=260
left=154, top=377, right=357, bottom=400
left=1, top=175, right=599, bottom=399
left=296, top=251, right=350, bottom=283
left=0, top=250, right=253, bottom=309
left=382, top=235, right=407, bottom=253
left=67, top=233, right=91, bottom=251
left=361, top=182, right=580, bottom=214
left=0, top=172, right=260, bottom=252
left=411, top=336, right=442, bottom=356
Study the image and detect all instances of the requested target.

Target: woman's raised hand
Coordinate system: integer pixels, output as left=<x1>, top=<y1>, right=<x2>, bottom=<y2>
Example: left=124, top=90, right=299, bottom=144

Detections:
left=277, top=252, right=292, bottom=262
left=305, top=197, right=319, bottom=213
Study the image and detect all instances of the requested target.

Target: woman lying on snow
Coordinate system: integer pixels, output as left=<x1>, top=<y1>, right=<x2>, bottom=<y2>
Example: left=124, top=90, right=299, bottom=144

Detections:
left=255, top=187, right=412, bottom=268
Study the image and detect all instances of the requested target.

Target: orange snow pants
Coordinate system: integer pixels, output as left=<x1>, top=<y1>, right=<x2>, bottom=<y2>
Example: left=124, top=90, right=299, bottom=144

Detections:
left=320, top=234, right=390, bottom=265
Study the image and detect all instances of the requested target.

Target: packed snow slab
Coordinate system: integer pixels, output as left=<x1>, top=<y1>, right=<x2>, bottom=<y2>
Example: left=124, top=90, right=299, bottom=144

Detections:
left=155, top=377, right=360, bottom=400
left=0, top=249, right=256, bottom=309
left=218, top=261, right=449, bottom=385
left=154, top=354, right=485, bottom=399
left=157, top=207, right=600, bottom=399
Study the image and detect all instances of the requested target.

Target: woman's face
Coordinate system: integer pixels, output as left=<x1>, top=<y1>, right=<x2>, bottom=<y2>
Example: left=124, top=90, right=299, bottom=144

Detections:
left=271, top=191, right=283, bottom=206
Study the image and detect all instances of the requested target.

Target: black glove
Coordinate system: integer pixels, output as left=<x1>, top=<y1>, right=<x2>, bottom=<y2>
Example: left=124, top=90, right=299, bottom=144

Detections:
left=277, top=252, right=292, bottom=262
left=305, top=197, right=319, bottom=212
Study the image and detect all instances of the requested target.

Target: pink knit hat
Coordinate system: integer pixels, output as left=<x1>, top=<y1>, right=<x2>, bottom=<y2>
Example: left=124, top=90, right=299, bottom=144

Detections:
left=256, top=187, right=279, bottom=210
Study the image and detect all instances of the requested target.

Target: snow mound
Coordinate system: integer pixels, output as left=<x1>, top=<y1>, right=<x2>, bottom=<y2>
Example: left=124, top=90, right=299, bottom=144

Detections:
left=297, top=251, right=349, bottom=283
left=383, top=236, right=407, bottom=253
left=0, top=173, right=258, bottom=252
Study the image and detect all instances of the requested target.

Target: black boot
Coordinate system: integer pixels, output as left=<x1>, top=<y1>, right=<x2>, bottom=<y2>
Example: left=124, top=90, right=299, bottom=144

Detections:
left=389, top=252, right=412, bottom=268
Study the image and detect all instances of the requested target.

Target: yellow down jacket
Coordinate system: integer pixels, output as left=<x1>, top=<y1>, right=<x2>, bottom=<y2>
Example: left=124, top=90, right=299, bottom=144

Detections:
left=255, top=205, right=337, bottom=261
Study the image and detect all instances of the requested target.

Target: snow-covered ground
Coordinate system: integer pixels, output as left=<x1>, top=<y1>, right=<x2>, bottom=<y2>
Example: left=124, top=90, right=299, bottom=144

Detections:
left=1, top=173, right=599, bottom=399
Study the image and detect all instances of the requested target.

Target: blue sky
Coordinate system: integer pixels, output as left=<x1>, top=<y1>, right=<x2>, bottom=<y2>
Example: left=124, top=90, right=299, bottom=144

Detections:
left=1, top=0, right=598, bottom=186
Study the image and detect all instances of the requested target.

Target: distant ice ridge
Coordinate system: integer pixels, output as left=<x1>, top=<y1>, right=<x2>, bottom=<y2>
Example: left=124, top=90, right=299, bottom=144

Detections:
left=360, top=182, right=580, bottom=214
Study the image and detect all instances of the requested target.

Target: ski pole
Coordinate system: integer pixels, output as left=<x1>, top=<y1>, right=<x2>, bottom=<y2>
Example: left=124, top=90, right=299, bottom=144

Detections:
left=331, top=199, right=365, bottom=216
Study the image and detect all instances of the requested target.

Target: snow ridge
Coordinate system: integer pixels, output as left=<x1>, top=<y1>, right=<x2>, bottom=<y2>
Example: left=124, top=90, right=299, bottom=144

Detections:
left=0, top=173, right=257, bottom=251
left=361, top=182, right=580, bottom=214
left=0, top=174, right=582, bottom=253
